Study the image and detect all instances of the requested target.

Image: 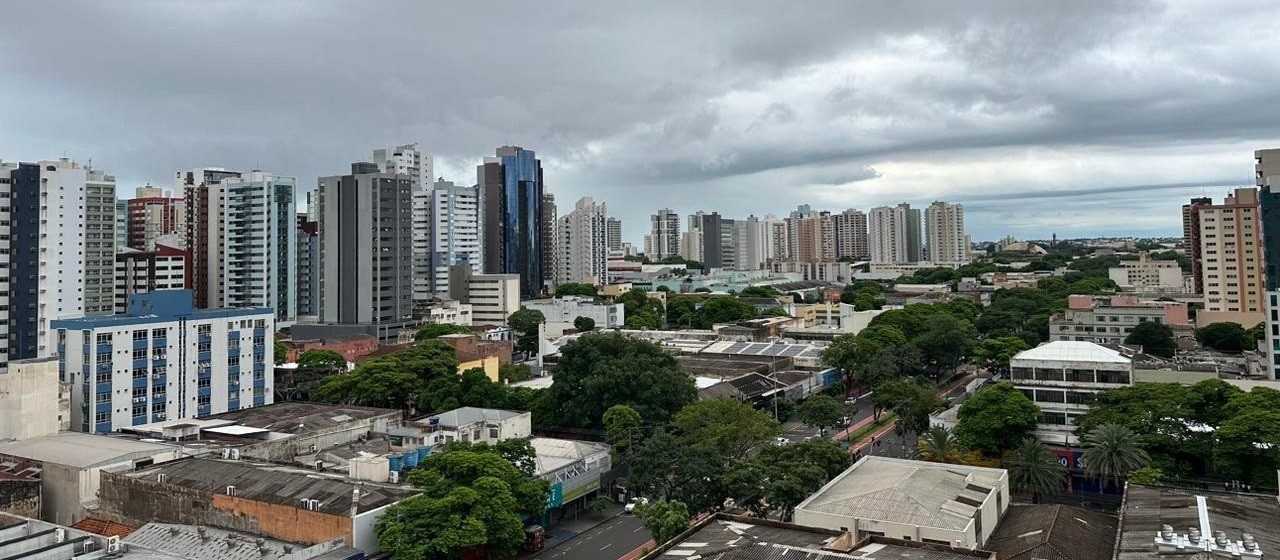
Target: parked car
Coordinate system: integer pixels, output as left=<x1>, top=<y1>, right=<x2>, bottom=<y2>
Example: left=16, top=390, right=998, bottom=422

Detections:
left=773, top=437, right=790, bottom=446
left=624, top=497, right=649, bottom=514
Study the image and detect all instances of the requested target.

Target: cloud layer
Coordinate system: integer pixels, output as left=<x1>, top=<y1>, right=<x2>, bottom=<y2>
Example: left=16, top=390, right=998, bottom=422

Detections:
left=2, top=0, right=1278, bottom=241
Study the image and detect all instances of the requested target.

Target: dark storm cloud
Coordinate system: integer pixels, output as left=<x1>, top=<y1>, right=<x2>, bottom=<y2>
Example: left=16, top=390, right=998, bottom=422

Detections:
left=1, top=0, right=1278, bottom=241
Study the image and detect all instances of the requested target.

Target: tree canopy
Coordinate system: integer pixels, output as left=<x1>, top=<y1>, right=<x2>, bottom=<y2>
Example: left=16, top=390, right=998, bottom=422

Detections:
left=548, top=332, right=696, bottom=428
left=637, top=500, right=691, bottom=545
left=415, top=322, right=473, bottom=341
left=573, top=316, right=596, bottom=332
left=555, top=283, right=599, bottom=298
left=316, top=340, right=459, bottom=412
left=955, top=382, right=1040, bottom=455
left=1195, top=322, right=1250, bottom=353
left=1124, top=321, right=1176, bottom=357
left=296, top=349, right=346, bottom=372
left=796, top=395, right=847, bottom=433
left=507, top=308, right=546, bottom=355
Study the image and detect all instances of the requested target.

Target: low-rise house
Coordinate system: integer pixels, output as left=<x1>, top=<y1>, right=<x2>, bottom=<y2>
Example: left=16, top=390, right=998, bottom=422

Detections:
left=415, top=407, right=532, bottom=447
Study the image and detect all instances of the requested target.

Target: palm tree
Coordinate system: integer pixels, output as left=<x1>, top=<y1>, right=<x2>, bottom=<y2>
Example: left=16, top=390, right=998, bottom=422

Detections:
left=918, top=425, right=965, bottom=464
left=1004, top=438, right=1065, bottom=502
left=1081, top=423, right=1150, bottom=489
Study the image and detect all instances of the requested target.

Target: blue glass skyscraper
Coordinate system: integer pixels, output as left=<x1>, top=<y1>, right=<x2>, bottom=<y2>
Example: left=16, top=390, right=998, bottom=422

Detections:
left=479, top=146, right=546, bottom=299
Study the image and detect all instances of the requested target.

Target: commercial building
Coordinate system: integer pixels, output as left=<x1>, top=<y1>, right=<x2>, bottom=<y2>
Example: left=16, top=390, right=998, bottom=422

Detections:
left=220, top=171, right=298, bottom=325
left=868, top=203, right=922, bottom=264
left=531, top=437, right=611, bottom=512
left=101, top=457, right=416, bottom=553
left=554, top=196, right=610, bottom=286
left=423, top=299, right=473, bottom=326
left=479, top=146, right=547, bottom=299
left=125, top=185, right=185, bottom=251
left=113, top=241, right=188, bottom=314
left=429, top=179, right=481, bottom=296
left=1116, top=485, right=1275, bottom=560
left=794, top=456, right=1009, bottom=550
left=416, top=407, right=532, bottom=447
left=372, top=144, right=434, bottom=307
left=178, top=167, right=243, bottom=309
left=1048, top=295, right=1191, bottom=346
left=52, top=290, right=274, bottom=434
left=833, top=208, right=869, bottom=261
left=1, top=159, right=118, bottom=372
left=0, top=357, right=68, bottom=441
left=1008, top=341, right=1134, bottom=445
left=521, top=296, right=625, bottom=329
left=925, top=201, right=968, bottom=265
left=645, top=208, right=681, bottom=260
left=0, top=432, right=180, bottom=524
left=448, top=266, right=521, bottom=325
left=1108, top=252, right=1187, bottom=293
left=1189, top=188, right=1265, bottom=327
left=316, top=163, right=416, bottom=342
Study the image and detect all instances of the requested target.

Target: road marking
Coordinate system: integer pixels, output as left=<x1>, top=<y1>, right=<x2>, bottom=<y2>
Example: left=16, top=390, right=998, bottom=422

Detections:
left=600, top=543, right=613, bottom=550
left=633, top=526, right=644, bottom=532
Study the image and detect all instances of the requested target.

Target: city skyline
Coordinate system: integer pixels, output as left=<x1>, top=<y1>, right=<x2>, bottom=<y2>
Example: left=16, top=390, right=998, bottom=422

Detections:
left=2, top=2, right=1277, bottom=242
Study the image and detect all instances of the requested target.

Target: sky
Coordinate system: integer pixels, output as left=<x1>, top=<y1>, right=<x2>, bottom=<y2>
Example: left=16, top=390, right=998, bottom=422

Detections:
left=2, top=1, right=1278, bottom=243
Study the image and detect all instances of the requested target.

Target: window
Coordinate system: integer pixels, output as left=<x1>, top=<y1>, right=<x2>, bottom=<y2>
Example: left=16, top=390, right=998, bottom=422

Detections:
left=198, top=377, right=211, bottom=388
left=197, top=324, right=211, bottom=336
left=152, top=328, right=166, bottom=339
left=95, top=411, right=110, bottom=424
left=132, top=349, right=146, bottom=360
left=197, top=394, right=211, bottom=407
left=96, top=333, right=112, bottom=345
left=198, top=342, right=211, bottom=352
left=98, top=351, right=112, bottom=363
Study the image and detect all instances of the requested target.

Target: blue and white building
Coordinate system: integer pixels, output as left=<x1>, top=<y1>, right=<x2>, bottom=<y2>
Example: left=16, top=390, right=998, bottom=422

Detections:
left=52, top=290, right=274, bottom=434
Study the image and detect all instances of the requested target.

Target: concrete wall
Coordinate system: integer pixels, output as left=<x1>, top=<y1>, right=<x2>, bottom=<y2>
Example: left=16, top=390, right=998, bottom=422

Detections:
left=793, top=508, right=977, bottom=548
left=352, top=502, right=393, bottom=554
left=239, top=413, right=400, bottom=462
left=0, top=479, right=40, bottom=518
left=0, top=358, right=63, bottom=441
left=100, top=473, right=354, bottom=545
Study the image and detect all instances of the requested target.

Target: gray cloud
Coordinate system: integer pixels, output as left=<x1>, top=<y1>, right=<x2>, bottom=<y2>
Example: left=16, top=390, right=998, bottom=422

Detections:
left=1, top=0, right=1277, bottom=242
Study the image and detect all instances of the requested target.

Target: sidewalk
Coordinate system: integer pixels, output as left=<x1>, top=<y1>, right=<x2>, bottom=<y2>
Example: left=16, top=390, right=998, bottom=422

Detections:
left=517, top=504, right=625, bottom=560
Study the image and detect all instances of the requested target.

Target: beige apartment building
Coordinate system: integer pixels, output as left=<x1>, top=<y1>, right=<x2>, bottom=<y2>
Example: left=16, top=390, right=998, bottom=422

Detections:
left=1191, top=188, right=1265, bottom=326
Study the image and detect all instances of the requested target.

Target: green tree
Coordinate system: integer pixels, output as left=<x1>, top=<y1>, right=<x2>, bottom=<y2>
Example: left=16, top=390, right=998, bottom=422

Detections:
left=1247, top=322, right=1266, bottom=343
left=739, top=285, right=781, bottom=297
left=555, top=283, right=599, bottom=297
left=603, top=404, right=644, bottom=458
left=970, top=337, right=1030, bottom=375
left=316, top=362, right=427, bottom=411
left=912, top=314, right=977, bottom=374
left=415, top=322, right=473, bottom=341
left=549, top=333, right=696, bottom=428
left=1125, top=321, right=1176, bottom=357
left=695, top=297, right=757, bottom=327
left=273, top=340, right=287, bottom=364
left=573, top=316, right=596, bottom=332
left=1127, top=466, right=1163, bottom=486
left=637, top=500, right=691, bottom=545
left=498, top=363, right=533, bottom=384
left=1195, top=322, right=1250, bottom=353
left=796, top=395, right=846, bottom=433
left=1213, top=387, right=1280, bottom=484
left=918, top=425, right=967, bottom=464
left=587, top=496, right=613, bottom=516
left=871, top=378, right=940, bottom=435
left=629, top=430, right=727, bottom=512
left=1004, top=438, right=1065, bottom=502
left=769, top=396, right=797, bottom=422
left=507, top=308, right=546, bottom=355
left=673, top=398, right=781, bottom=464
left=955, top=382, right=1040, bottom=454
left=296, top=349, right=346, bottom=372
left=1081, top=423, right=1151, bottom=489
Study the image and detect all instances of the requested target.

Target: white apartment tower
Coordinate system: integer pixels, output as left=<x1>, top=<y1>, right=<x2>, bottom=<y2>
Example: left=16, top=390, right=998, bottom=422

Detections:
left=430, top=179, right=482, bottom=296
left=372, top=144, right=434, bottom=305
left=606, top=217, right=623, bottom=252
left=924, top=201, right=968, bottom=265
left=1, top=159, right=118, bottom=372
left=833, top=209, right=869, bottom=261
left=646, top=208, right=681, bottom=260
left=220, top=171, right=298, bottom=326
left=868, top=203, right=923, bottom=264
left=555, top=197, right=610, bottom=285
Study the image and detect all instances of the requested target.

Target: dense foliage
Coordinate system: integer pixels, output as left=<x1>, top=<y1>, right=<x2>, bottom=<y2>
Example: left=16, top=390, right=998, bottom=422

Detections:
left=507, top=308, right=546, bottom=355
left=954, top=382, right=1041, bottom=454
left=1125, top=321, right=1176, bottom=357
left=415, top=322, right=474, bottom=341
left=548, top=332, right=697, bottom=428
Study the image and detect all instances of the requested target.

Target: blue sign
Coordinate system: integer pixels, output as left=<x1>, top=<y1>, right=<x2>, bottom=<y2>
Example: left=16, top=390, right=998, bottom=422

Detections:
left=546, top=482, right=564, bottom=509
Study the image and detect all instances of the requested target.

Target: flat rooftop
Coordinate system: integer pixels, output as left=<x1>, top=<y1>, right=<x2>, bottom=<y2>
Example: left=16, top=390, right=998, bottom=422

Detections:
left=1115, top=485, right=1280, bottom=560
left=0, top=433, right=176, bottom=469
left=986, top=505, right=1117, bottom=560
left=419, top=407, right=528, bottom=429
left=127, top=458, right=417, bottom=516
left=200, top=402, right=399, bottom=434
left=650, top=514, right=994, bottom=560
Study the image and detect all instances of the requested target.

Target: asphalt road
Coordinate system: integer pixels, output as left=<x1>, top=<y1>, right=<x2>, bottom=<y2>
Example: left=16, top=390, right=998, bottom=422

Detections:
left=535, top=514, right=651, bottom=560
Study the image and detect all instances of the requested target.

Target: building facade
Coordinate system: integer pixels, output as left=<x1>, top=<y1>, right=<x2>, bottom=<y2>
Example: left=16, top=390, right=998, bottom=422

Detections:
left=924, top=201, right=968, bottom=265
left=479, top=146, right=546, bottom=299
left=372, top=144, right=433, bottom=306
left=833, top=209, right=869, bottom=261
left=606, top=216, right=622, bottom=252
left=1009, top=341, right=1134, bottom=445
left=449, top=266, right=521, bottom=325
left=316, top=163, right=415, bottom=341
left=221, top=171, right=297, bottom=325
left=125, top=186, right=186, bottom=251
left=1255, top=148, right=1280, bottom=379
left=0, top=357, right=67, bottom=441
left=430, top=179, right=481, bottom=296
left=646, top=208, right=681, bottom=260
left=1108, top=253, right=1187, bottom=293
left=868, top=203, right=922, bottom=264
left=297, top=215, right=320, bottom=317
left=114, top=243, right=188, bottom=314
left=179, top=167, right=243, bottom=309
left=1192, top=188, right=1265, bottom=327
left=1048, top=295, right=1190, bottom=345
left=52, top=290, right=274, bottom=434
left=554, top=197, right=610, bottom=286
left=521, top=296, right=625, bottom=329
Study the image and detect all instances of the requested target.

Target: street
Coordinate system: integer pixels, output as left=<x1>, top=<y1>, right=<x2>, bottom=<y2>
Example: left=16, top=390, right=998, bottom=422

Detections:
left=533, top=514, right=651, bottom=560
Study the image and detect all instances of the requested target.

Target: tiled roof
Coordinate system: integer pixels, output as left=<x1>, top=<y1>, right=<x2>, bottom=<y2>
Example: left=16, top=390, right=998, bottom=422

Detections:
left=71, top=516, right=138, bottom=538
left=986, top=505, right=1117, bottom=560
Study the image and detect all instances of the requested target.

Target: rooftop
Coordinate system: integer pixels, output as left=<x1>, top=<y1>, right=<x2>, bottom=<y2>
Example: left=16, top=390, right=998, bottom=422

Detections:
left=420, top=407, right=529, bottom=428
left=702, top=340, right=826, bottom=360
left=530, top=437, right=609, bottom=476
left=1012, top=341, right=1131, bottom=365
left=0, top=433, right=176, bottom=469
left=122, top=522, right=338, bottom=560
left=49, top=290, right=271, bottom=329
left=1116, top=485, right=1280, bottom=560
left=648, top=514, right=994, bottom=560
left=795, top=457, right=1007, bottom=531
left=200, top=402, right=399, bottom=435
left=985, top=505, right=1118, bottom=560
left=127, top=458, right=417, bottom=516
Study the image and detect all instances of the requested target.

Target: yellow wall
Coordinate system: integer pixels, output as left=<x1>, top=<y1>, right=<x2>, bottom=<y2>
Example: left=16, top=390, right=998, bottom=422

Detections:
left=459, top=356, right=501, bottom=382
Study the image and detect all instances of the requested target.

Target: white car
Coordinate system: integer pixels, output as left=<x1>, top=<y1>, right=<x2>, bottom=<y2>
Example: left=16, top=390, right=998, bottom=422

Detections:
left=773, top=437, right=790, bottom=446
left=624, top=497, right=649, bottom=514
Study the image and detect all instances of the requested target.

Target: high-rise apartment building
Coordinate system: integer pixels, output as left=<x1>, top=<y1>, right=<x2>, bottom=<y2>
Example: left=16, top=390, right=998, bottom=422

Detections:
left=606, top=217, right=623, bottom=252
left=180, top=167, right=243, bottom=309
left=1193, top=188, right=1265, bottom=327
left=372, top=144, right=433, bottom=306
left=115, top=199, right=128, bottom=249
left=1, top=159, right=118, bottom=372
left=221, top=172, right=297, bottom=326
left=767, top=217, right=789, bottom=263
left=554, top=197, right=610, bottom=285
left=479, top=146, right=547, bottom=299
left=126, top=185, right=186, bottom=251
left=736, top=216, right=765, bottom=270
left=53, top=290, right=274, bottom=434
left=1254, top=148, right=1280, bottom=379
left=787, top=207, right=836, bottom=263
left=430, top=179, right=481, bottom=296
left=680, top=229, right=704, bottom=263
left=316, top=162, right=415, bottom=342
left=694, top=212, right=735, bottom=269
left=114, top=240, right=188, bottom=314
left=542, top=192, right=558, bottom=291
left=924, top=201, right=968, bottom=265
left=296, top=215, right=319, bottom=318
left=448, top=266, right=521, bottom=325
left=868, top=203, right=922, bottom=264
left=833, top=209, right=869, bottom=261
left=1182, top=196, right=1213, bottom=294
left=646, top=209, right=681, bottom=260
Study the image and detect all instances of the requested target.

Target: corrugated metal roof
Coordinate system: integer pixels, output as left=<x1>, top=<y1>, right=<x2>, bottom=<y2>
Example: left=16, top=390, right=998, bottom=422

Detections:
left=1013, top=341, right=1130, bottom=364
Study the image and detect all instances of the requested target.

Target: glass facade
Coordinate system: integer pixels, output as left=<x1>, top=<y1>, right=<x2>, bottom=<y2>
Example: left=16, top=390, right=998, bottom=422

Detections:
left=500, top=148, right=544, bottom=298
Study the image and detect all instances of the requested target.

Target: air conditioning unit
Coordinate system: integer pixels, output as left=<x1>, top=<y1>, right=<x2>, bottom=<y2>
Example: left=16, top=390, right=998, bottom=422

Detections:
left=389, top=470, right=400, bottom=484
left=229, top=449, right=240, bottom=460
left=106, top=536, right=122, bottom=553
left=226, top=485, right=237, bottom=496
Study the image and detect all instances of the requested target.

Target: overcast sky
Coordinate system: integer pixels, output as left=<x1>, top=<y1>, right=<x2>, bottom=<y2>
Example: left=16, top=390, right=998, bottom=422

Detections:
left=3, top=1, right=1278, bottom=242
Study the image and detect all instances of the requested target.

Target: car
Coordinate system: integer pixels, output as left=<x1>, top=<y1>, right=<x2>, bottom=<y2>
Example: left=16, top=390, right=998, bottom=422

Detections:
left=624, top=497, right=649, bottom=514
left=773, top=437, right=790, bottom=446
